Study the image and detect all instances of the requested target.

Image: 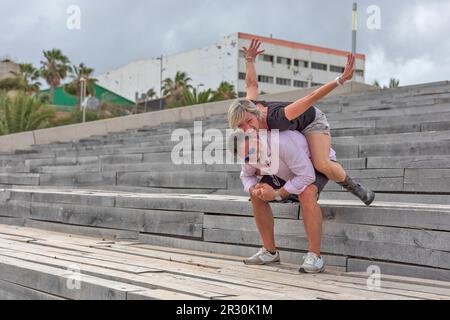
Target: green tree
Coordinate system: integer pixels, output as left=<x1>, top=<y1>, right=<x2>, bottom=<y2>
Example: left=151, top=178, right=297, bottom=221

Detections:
left=213, top=81, right=237, bottom=101
left=64, top=63, right=97, bottom=107
left=0, top=91, right=56, bottom=135
left=389, top=78, right=400, bottom=88
left=40, top=49, right=72, bottom=104
left=162, top=71, right=192, bottom=107
left=146, top=88, right=157, bottom=99
left=11, top=63, right=41, bottom=94
left=181, top=88, right=215, bottom=106
left=372, top=80, right=381, bottom=88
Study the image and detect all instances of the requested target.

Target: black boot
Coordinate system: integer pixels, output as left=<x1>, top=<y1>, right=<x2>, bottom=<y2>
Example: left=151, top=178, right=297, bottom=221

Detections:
left=337, top=175, right=375, bottom=206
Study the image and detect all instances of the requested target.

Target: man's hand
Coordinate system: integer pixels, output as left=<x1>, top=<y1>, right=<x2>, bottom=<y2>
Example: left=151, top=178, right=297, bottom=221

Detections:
left=242, top=39, right=265, bottom=63
left=253, top=183, right=276, bottom=202
left=339, top=54, right=355, bottom=83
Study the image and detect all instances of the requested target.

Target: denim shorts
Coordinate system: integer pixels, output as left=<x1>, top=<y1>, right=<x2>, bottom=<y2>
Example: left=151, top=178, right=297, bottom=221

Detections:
left=302, top=107, right=331, bottom=136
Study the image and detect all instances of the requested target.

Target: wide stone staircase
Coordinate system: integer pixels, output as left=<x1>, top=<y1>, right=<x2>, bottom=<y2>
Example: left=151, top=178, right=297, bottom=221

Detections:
left=1, top=81, right=450, bottom=292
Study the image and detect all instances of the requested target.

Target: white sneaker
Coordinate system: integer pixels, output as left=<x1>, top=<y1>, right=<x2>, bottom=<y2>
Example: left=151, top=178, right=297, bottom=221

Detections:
left=243, top=247, right=280, bottom=265
left=299, top=252, right=325, bottom=273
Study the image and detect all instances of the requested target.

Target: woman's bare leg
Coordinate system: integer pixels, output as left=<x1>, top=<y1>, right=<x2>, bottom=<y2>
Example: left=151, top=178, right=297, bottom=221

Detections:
left=305, top=132, right=346, bottom=182
left=305, top=132, right=375, bottom=205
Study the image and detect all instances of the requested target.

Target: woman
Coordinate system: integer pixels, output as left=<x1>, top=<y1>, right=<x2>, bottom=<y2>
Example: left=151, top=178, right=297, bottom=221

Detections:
left=228, top=39, right=374, bottom=205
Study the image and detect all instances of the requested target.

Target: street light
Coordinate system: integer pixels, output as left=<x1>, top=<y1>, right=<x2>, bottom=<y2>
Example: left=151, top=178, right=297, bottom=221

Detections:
left=196, top=83, right=204, bottom=92
left=80, top=77, right=87, bottom=123
left=156, top=55, right=165, bottom=110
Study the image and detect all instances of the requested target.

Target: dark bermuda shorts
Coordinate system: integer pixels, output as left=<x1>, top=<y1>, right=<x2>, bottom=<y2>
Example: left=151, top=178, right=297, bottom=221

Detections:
left=258, top=170, right=329, bottom=203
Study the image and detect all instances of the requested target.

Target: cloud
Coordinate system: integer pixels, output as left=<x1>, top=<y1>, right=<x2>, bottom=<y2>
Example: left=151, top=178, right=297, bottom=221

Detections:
left=0, top=0, right=448, bottom=86
left=365, top=45, right=449, bottom=86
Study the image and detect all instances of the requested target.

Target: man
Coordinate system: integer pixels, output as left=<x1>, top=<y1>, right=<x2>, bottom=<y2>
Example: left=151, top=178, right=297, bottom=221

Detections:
left=228, top=128, right=336, bottom=273
left=227, top=39, right=375, bottom=206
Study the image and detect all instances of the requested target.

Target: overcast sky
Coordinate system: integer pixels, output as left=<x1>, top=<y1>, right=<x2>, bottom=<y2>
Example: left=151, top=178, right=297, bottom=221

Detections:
left=1, top=0, right=449, bottom=87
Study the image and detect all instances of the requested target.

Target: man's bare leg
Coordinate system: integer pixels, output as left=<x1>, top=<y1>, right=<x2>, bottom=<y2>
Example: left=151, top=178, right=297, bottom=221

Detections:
left=298, top=185, right=323, bottom=256
left=250, top=193, right=276, bottom=252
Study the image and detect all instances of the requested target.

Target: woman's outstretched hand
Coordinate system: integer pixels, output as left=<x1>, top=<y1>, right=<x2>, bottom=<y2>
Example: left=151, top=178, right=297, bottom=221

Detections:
left=339, top=54, right=356, bottom=83
left=242, top=39, right=265, bottom=63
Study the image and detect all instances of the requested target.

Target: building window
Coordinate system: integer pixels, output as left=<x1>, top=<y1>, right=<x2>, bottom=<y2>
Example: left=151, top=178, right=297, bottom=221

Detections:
left=311, top=82, right=324, bottom=87
left=294, top=59, right=309, bottom=68
left=276, top=56, right=292, bottom=66
left=330, top=65, right=345, bottom=73
left=238, top=92, right=247, bottom=98
left=238, top=72, right=246, bottom=80
left=293, top=80, right=309, bottom=88
left=259, top=54, right=274, bottom=63
left=276, top=77, right=291, bottom=86
left=355, top=69, right=364, bottom=77
left=311, top=62, right=328, bottom=71
left=258, top=75, right=274, bottom=84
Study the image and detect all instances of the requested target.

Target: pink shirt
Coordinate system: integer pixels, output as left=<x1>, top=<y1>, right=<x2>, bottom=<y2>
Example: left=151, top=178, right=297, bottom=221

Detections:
left=240, top=130, right=337, bottom=195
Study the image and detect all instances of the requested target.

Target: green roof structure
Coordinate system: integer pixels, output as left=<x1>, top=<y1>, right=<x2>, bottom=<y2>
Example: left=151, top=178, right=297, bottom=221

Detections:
left=40, top=83, right=134, bottom=110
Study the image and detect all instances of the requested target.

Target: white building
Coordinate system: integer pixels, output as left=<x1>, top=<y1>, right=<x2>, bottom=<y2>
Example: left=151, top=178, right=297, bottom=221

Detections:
left=97, top=32, right=366, bottom=102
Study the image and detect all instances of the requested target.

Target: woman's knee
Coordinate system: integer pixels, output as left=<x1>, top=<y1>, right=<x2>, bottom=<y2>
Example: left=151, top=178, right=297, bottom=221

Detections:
left=312, top=159, right=333, bottom=175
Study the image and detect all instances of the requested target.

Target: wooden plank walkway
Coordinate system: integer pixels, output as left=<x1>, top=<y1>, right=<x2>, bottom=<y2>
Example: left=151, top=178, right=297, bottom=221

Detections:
left=0, top=224, right=449, bottom=300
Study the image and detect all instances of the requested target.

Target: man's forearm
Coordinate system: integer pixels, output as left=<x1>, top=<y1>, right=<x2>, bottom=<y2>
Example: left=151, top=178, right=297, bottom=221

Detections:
left=246, top=60, right=259, bottom=88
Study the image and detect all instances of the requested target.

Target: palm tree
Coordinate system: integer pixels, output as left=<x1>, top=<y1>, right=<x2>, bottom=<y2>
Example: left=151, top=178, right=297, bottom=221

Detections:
left=213, top=81, right=237, bottom=101
left=162, top=71, right=192, bottom=105
left=0, top=91, right=56, bottom=135
left=146, top=88, right=157, bottom=99
left=11, top=63, right=41, bottom=94
left=389, top=78, right=400, bottom=88
left=40, top=49, right=72, bottom=104
left=64, top=63, right=97, bottom=108
left=181, top=87, right=215, bottom=106
left=372, top=80, right=381, bottom=89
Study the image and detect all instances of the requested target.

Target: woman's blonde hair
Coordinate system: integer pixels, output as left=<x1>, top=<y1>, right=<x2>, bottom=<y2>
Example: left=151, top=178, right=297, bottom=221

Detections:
left=227, top=99, right=262, bottom=129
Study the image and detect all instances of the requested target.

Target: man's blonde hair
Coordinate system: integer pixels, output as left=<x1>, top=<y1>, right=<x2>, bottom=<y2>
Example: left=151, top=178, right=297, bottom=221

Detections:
left=227, top=99, right=262, bottom=129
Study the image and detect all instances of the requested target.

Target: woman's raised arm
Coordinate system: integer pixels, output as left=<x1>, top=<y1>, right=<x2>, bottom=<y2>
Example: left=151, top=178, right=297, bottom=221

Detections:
left=243, top=39, right=265, bottom=101
left=284, top=54, right=355, bottom=121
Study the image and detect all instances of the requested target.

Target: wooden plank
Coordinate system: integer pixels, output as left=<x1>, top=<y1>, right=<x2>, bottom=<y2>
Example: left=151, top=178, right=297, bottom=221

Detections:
left=404, top=169, right=450, bottom=192
left=204, top=215, right=450, bottom=251
left=309, top=273, right=450, bottom=298
left=0, top=279, right=65, bottom=300
left=202, top=216, right=450, bottom=270
left=0, top=228, right=361, bottom=299
left=30, top=202, right=203, bottom=238
left=320, top=204, right=450, bottom=232
left=24, top=219, right=139, bottom=241
left=0, top=239, right=364, bottom=300
left=0, top=243, right=290, bottom=300
left=0, top=255, right=149, bottom=300
left=347, top=258, right=450, bottom=283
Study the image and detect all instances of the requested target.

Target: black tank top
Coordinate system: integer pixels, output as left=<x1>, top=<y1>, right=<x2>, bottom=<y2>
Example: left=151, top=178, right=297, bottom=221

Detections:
left=251, top=100, right=316, bottom=132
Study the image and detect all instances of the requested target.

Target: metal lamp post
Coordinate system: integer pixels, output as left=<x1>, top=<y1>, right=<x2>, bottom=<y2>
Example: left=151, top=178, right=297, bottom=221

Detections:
left=80, top=77, right=87, bottom=123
